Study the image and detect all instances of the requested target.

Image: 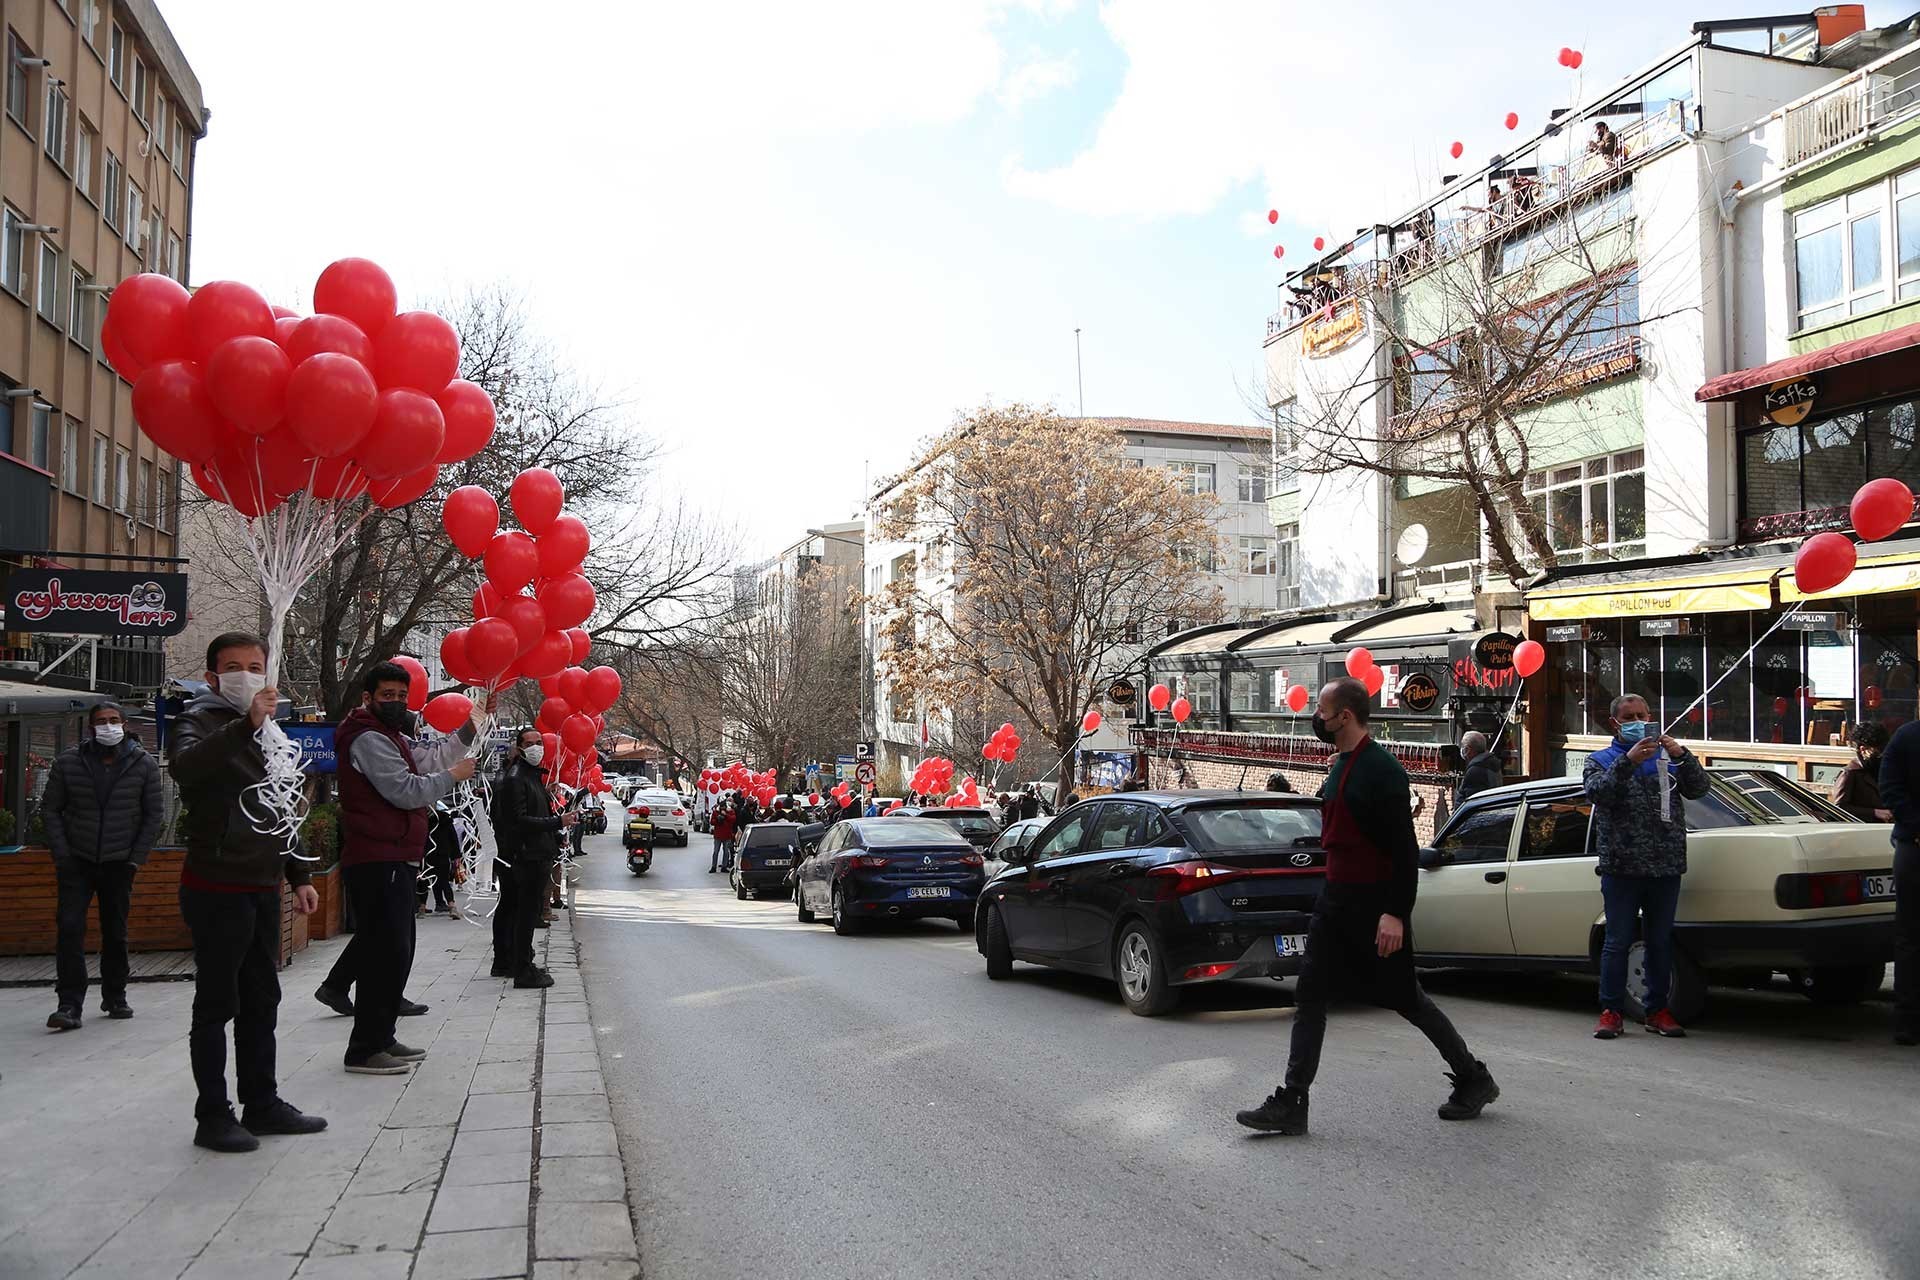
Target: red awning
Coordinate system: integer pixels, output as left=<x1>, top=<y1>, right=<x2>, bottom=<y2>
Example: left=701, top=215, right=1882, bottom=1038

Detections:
left=1695, top=319, right=1920, bottom=402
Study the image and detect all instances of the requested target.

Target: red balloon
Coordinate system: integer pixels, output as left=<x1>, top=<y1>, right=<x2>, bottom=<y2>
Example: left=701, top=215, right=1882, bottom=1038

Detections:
left=1504, top=111, right=1520, bottom=130
left=510, top=468, right=565, bottom=535
left=357, top=388, right=444, bottom=479
left=465, top=617, right=519, bottom=681
left=521, top=630, right=572, bottom=679
left=1363, top=666, right=1385, bottom=696
left=185, top=280, right=275, bottom=362
left=1267, top=209, right=1278, bottom=224
left=100, top=319, right=146, bottom=382
left=1313, top=236, right=1325, bottom=251
left=204, top=336, right=291, bottom=436
left=107, top=273, right=191, bottom=366
left=440, top=629, right=479, bottom=686
left=199, top=445, right=279, bottom=518
left=132, top=360, right=228, bottom=462
left=1568, top=50, right=1583, bottom=69
left=271, top=305, right=301, bottom=320
left=567, top=628, right=591, bottom=664
left=388, top=655, right=430, bottom=711
left=1286, top=683, right=1310, bottom=713
left=285, top=352, right=378, bottom=458
left=1773, top=696, right=1790, bottom=717
left=286, top=313, right=374, bottom=368
left=501, top=595, right=548, bottom=655
left=434, top=379, right=496, bottom=463
left=558, top=666, right=590, bottom=711
left=1170, top=696, right=1192, bottom=724
left=373, top=310, right=460, bottom=395
left=254, top=431, right=317, bottom=496
left=423, top=692, right=473, bottom=734
left=1449, top=140, right=1464, bottom=159
left=561, top=713, right=597, bottom=754
left=537, top=514, right=591, bottom=577
left=1558, top=46, right=1574, bottom=66
left=1513, top=639, right=1546, bottom=678
left=1147, top=683, right=1171, bottom=711
left=584, top=665, right=622, bottom=713
left=538, top=573, right=597, bottom=629
left=1851, top=477, right=1914, bottom=542
left=442, top=486, right=500, bottom=559
left=537, top=672, right=565, bottom=697
left=309, top=455, right=369, bottom=501
left=540, top=732, right=561, bottom=763
left=1081, top=710, right=1102, bottom=734
left=1345, top=647, right=1374, bottom=677
left=314, top=258, right=398, bottom=338
left=485, top=531, right=540, bottom=593
left=1794, top=531, right=1857, bottom=595
left=537, top=696, right=570, bottom=733
left=369, top=464, right=439, bottom=510
left=1273, top=245, right=1285, bottom=259
left=473, top=581, right=505, bottom=619
left=272, top=315, right=302, bottom=354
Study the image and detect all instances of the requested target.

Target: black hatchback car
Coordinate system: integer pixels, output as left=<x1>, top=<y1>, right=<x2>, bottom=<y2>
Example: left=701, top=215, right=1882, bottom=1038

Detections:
left=976, top=791, right=1325, bottom=1015
left=793, top=818, right=985, bottom=934
left=731, top=822, right=805, bottom=900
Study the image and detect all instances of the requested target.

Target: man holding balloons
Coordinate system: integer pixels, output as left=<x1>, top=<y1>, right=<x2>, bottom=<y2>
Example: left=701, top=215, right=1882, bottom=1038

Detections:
left=333, top=661, right=478, bottom=1075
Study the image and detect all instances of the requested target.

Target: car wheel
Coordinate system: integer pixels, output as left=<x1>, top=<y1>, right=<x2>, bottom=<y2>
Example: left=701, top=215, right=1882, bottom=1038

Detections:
left=1623, top=941, right=1707, bottom=1025
left=982, top=904, right=1013, bottom=980
left=1800, top=962, right=1886, bottom=1006
left=734, top=878, right=748, bottom=901
left=1114, top=921, right=1177, bottom=1017
left=832, top=885, right=860, bottom=936
left=796, top=883, right=815, bottom=923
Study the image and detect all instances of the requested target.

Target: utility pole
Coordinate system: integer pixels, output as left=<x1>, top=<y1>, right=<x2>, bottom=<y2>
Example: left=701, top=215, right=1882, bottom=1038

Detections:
left=1074, top=328, right=1084, bottom=418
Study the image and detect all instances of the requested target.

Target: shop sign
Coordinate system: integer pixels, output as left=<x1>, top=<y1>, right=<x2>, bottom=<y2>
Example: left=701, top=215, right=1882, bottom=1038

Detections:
left=1763, top=376, right=1817, bottom=427
left=1783, top=611, right=1848, bottom=631
left=1638, top=618, right=1691, bottom=637
left=1450, top=635, right=1520, bottom=693
left=2, top=569, right=189, bottom=636
left=1544, top=624, right=1587, bottom=643
left=283, top=723, right=337, bottom=774
left=1397, top=671, right=1442, bottom=713
left=1473, top=632, right=1517, bottom=670
left=1303, top=300, right=1366, bottom=357
left=1107, top=678, right=1137, bottom=707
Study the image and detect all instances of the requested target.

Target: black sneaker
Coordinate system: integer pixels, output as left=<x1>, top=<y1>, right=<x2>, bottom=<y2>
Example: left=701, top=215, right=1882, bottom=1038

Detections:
left=314, top=983, right=354, bottom=1017
left=385, top=1042, right=427, bottom=1063
left=1235, top=1086, right=1309, bottom=1135
left=102, top=998, right=133, bottom=1020
left=344, top=1051, right=415, bottom=1075
left=397, top=998, right=429, bottom=1017
left=194, top=1107, right=261, bottom=1153
left=241, top=1099, right=328, bottom=1135
left=46, top=1005, right=81, bottom=1032
left=1895, top=1024, right=1919, bottom=1047
left=490, top=960, right=513, bottom=978
left=514, top=967, right=555, bottom=989
left=1438, top=1063, right=1500, bottom=1120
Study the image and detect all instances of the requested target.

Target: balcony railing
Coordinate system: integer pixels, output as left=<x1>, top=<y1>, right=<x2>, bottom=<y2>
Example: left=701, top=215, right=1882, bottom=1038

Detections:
left=1738, top=505, right=1851, bottom=543
left=1387, top=333, right=1643, bottom=440
left=1393, top=557, right=1481, bottom=600
left=1782, top=58, right=1920, bottom=168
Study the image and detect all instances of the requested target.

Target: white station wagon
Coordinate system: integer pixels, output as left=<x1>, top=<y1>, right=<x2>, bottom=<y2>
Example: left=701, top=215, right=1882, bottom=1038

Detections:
left=1414, top=769, right=1897, bottom=1022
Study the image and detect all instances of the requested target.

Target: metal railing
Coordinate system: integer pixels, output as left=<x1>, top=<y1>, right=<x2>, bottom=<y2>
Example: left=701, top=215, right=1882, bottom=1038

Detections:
left=1387, top=333, right=1643, bottom=439
left=1393, top=557, right=1481, bottom=600
left=1738, top=504, right=1851, bottom=542
left=1782, top=59, right=1920, bottom=168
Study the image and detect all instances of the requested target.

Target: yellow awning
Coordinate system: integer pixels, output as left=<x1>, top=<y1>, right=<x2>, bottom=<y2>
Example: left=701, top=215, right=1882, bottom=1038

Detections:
left=1528, top=568, right=1777, bottom=620
left=1782, top=547, right=1920, bottom=602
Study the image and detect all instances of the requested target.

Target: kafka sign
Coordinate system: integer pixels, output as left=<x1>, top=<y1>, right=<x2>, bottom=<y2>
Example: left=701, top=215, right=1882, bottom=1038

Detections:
left=3, top=569, right=188, bottom=636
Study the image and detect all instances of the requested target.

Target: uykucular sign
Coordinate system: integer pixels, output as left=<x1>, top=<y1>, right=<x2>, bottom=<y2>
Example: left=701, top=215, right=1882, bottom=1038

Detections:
left=3, top=569, right=189, bottom=636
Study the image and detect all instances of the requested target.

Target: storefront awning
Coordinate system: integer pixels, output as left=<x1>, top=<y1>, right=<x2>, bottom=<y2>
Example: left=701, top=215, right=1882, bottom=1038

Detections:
left=1528, top=565, right=1778, bottom=620
left=1696, top=320, right=1920, bottom=402
left=1782, top=546, right=1920, bottom=601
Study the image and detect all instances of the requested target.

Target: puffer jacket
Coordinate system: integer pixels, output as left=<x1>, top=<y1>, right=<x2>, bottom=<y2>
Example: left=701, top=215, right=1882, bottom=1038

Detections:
left=1581, top=737, right=1711, bottom=877
left=169, top=690, right=309, bottom=888
left=492, top=759, right=563, bottom=863
left=42, top=736, right=163, bottom=865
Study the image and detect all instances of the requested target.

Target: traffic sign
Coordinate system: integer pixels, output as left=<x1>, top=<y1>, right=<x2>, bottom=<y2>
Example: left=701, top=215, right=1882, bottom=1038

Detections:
left=855, top=760, right=877, bottom=786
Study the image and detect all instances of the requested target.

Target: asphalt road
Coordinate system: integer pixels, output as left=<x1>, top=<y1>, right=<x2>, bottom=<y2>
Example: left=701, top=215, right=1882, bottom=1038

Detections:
left=570, top=831, right=1920, bottom=1280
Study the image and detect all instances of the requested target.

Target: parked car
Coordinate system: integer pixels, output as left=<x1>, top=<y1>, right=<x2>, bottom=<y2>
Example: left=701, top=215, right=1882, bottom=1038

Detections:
left=984, top=816, right=1048, bottom=878
left=627, top=789, right=691, bottom=845
left=793, top=818, right=985, bottom=934
left=1413, top=769, right=1898, bottom=1022
left=891, top=805, right=999, bottom=850
left=977, top=791, right=1325, bottom=1016
left=732, top=822, right=806, bottom=900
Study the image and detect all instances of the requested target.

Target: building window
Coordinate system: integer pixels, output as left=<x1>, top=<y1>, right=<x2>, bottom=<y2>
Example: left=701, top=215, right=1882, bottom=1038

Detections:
left=1790, top=167, right=1920, bottom=330
left=74, top=116, right=96, bottom=201
left=80, top=0, right=100, bottom=48
left=1497, top=185, right=1632, bottom=277
left=1173, top=538, right=1217, bottom=573
left=1521, top=449, right=1646, bottom=563
left=61, top=418, right=78, bottom=492
left=91, top=434, right=107, bottom=504
left=43, top=81, right=68, bottom=168
left=130, top=56, right=149, bottom=122
left=1229, top=670, right=1263, bottom=713
left=36, top=239, right=59, bottom=321
left=1739, top=398, right=1920, bottom=539
left=138, top=457, right=152, bottom=524
left=1166, top=460, right=1216, bottom=495
left=158, top=467, right=173, bottom=530
left=68, top=266, right=90, bottom=341
left=145, top=213, right=161, bottom=270
left=113, top=445, right=128, bottom=511
left=103, top=151, right=121, bottom=227
left=5, top=31, right=30, bottom=128
left=124, top=181, right=143, bottom=249
left=169, top=111, right=184, bottom=174
left=165, top=231, right=180, bottom=282
left=108, top=22, right=124, bottom=89
left=1239, top=536, right=1277, bottom=576
left=1236, top=465, right=1269, bottom=504
left=30, top=402, right=49, bottom=471
left=1, top=206, right=25, bottom=296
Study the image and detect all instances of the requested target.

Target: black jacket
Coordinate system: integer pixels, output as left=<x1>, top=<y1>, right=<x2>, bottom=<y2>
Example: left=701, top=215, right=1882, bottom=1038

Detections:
left=169, top=691, right=309, bottom=888
left=43, top=737, right=163, bottom=865
left=1456, top=751, right=1504, bottom=803
left=493, top=759, right=562, bottom=862
left=1879, top=721, right=1920, bottom=843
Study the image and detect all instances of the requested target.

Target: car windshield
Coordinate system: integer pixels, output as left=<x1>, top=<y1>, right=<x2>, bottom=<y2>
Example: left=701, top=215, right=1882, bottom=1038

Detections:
left=744, top=826, right=798, bottom=848
left=934, top=813, right=997, bottom=836
left=1178, top=802, right=1322, bottom=852
left=857, top=819, right=971, bottom=849
left=1686, top=771, right=1846, bottom=828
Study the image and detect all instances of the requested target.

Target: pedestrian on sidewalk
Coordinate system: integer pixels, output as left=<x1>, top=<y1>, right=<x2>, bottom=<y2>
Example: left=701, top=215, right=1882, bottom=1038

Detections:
left=1875, top=718, right=1920, bottom=1045
left=43, top=701, right=163, bottom=1032
left=1582, top=692, right=1710, bottom=1040
left=169, top=631, right=327, bottom=1154
left=329, top=662, right=478, bottom=1076
left=1236, top=677, right=1497, bottom=1137
left=1454, top=731, right=1503, bottom=803
left=710, top=799, right=737, bottom=873
left=416, top=800, right=462, bottom=918
left=1833, top=722, right=1892, bottom=823
left=492, top=726, right=573, bottom=988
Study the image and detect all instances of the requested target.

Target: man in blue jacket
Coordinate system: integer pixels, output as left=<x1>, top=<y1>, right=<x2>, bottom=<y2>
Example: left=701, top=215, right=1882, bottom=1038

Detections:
left=1875, top=718, right=1920, bottom=1046
left=1582, top=693, right=1711, bottom=1040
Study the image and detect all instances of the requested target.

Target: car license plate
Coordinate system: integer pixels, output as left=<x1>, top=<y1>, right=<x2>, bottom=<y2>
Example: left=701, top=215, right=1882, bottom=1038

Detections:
left=1864, top=873, right=1897, bottom=901
left=764, top=858, right=791, bottom=868
left=1273, top=933, right=1309, bottom=958
left=908, top=886, right=950, bottom=899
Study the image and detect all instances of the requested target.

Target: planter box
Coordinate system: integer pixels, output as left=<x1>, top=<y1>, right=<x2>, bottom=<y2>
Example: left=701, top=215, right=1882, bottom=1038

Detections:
left=307, top=867, right=343, bottom=941
left=0, top=847, right=194, bottom=956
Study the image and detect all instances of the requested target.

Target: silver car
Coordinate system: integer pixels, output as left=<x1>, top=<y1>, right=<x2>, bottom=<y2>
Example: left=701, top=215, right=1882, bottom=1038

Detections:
left=626, top=789, right=692, bottom=845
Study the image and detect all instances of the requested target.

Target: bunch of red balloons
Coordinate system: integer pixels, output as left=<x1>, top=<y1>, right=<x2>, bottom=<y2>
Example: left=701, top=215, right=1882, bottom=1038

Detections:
left=106, top=260, right=496, bottom=518
left=1796, top=477, right=1915, bottom=595
left=1343, top=647, right=1387, bottom=697
left=982, top=723, right=1022, bottom=762
left=943, top=775, right=982, bottom=809
left=827, top=779, right=855, bottom=808
left=703, top=761, right=779, bottom=809
left=911, top=757, right=955, bottom=796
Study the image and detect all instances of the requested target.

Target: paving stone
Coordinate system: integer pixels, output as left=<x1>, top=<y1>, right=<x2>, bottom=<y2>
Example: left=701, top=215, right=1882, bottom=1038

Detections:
left=314, top=1190, right=434, bottom=1254
left=543, top=1005, right=589, bottom=1025
left=534, top=1202, right=636, bottom=1261
left=537, top=1157, right=626, bottom=1203
left=414, top=1225, right=529, bottom=1279
left=471, top=1060, right=535, bottom=1094
left=537, top=1093, right=611, bottom=1125
left=539, top=1052, right=599, bottom=1075
left=538, top=1121, right=620, bottom=1159
left=463, top=1091, right=536, bottom=1130
left=427, top=1179, right=530, bottom=1233
left=442, top=1155, right=532, bottom=1190
left=532, top=1261, right=640, bottom=1279
left=180, top=1247, right=304, bottom=1280
left=539, top=1071, right=605, bottom=1096
left=480, top=1043, right=538, bottom=1065
left=344, top=1124, right=457, bottom=1197
left=452, top=1125, right=534, bottom=1161
left=295, top=1252, right=415, bottom=1279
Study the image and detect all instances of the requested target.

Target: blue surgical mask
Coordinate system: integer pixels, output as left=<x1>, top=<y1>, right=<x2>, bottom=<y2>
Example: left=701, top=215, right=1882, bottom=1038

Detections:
left=1617, top=720, right=1653, bottom=744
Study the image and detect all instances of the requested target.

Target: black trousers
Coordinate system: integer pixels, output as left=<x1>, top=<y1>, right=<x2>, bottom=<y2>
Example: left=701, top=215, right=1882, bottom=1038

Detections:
left=1896, top=840, right=1920, bottom=1035
left=342, top=862, right=418, bottom=1064
left=493, top=848, right=521, bottom=969
left=512, top=852, right=553, bottom=975
left=55, top=859, right=136, bottom=1010
left=180, top=885, right=282, bottom=1120
left=325, top=873, right=420, bottom=995
left=1284, top=887, right=1477, bottom=1092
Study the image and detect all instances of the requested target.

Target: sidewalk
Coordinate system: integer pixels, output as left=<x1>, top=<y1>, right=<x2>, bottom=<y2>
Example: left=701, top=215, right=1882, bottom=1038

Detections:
left=0, top=893, right=641, bottom=1279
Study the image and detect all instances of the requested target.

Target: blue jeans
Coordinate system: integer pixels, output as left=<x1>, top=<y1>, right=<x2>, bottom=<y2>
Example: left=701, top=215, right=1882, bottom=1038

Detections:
left=1598, top=873, right=1683, bottom=1014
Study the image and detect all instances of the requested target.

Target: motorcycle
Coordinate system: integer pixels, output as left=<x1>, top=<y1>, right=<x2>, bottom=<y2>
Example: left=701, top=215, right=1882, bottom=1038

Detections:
left=624, top=804, right=655, bottom=876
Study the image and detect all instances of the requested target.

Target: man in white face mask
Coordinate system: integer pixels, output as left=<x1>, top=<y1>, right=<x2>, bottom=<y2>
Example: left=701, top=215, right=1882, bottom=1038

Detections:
left=43, top=701, right=163, bottom=1032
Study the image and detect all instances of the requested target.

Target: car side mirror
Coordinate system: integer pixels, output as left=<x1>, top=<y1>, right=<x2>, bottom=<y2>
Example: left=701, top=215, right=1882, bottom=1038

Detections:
left=1418, top=846, right=1451, bottom=870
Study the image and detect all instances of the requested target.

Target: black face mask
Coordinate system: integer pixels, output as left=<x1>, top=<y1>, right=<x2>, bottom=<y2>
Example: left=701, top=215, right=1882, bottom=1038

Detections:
left=1310, top=712, right=1339, bottom=744
left=372, top=701, right=414, bottom=734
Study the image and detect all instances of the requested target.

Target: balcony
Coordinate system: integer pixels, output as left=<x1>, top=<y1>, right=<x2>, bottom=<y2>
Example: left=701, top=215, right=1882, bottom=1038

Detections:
left=1781, top=54, right=1920, bottom=169
left=1388, top=333, right=1643, bottom=442
left=1393, top=557, right=1482, bottom=601
left=1738, top=505, right=1852, bottom=543
left=0, top=453, right=51, bottom=553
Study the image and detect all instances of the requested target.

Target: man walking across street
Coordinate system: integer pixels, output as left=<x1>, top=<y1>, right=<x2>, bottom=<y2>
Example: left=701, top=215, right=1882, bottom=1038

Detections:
left=44, top=701, right=163, bottom=1031
left=1875, top=717, right=1920, bottom=1045
left=493, top=726, right=573, bottom=988
left=1583, top=693, right=1710, bottom=1039
left=1455, top=731, right=1503, bottom=802
left=170, top=632, right=327, bottom=1153
left=1236, top=677, right=1497, bottom=1136
left=332, top=662, right=477, bottom=1075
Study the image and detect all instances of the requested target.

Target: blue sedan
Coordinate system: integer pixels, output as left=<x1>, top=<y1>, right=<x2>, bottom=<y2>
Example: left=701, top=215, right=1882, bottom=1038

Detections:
left=792, top=818, right=985, bottom=935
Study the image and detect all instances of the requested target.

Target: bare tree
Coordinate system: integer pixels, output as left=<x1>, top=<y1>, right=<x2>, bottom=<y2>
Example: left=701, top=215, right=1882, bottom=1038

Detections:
left=609, top=644, right=727, bottom=781
left=715, top=564, right=862, bottom=777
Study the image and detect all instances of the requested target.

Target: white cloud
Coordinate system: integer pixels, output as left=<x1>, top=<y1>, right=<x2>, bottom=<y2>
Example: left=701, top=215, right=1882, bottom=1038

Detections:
left=997, top=53, right=1080, bottom=109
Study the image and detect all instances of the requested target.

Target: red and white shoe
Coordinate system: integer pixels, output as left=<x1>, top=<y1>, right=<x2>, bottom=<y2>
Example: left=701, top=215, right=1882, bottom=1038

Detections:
left=1593, top=1009, right=1624, bottom=1040
left=1644, top=1009, right=1687, bottom=1038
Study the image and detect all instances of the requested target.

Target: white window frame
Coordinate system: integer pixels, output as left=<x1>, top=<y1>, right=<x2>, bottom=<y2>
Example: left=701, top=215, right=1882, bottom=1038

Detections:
left=1794, top=164, right=1920, bottom=331
left=29, top=402, right=50, bottom=471
left=1, top=205, right=25, bottom=297
left=1166, top=460, right=1216, bottom=495
left=137, top=457, right=152, bottom=525
left=1521, top=448, right=1647, bottom=563
left=108, top=22, right=124, bottom=90
left=91, top=434, right=107, bottom=505
left=103, top=151, right=121, bottom=227
left=165, top=230, right=180, bottom=282
left=124, top=180, right=143, bottom=249
left=1896, top=165, right=1920, bottom=304
left=1235, top=465, right=1269, bottom=505
left=42, top=79, right=67, bottom=168
left=68, top=265, right=90, bottom=341
left=130, top=55, right=148, bottom=122
left=169, top=111, right=184, bottom=175
left=113, top=444, right=128, bottom=512
left=74, top=116, right=95, bottom=202
left=1239, top=535, right=1277, bottom=576
left=36, top=238, right=59, bottom=321
left=61, top=418, right=78, bottom=493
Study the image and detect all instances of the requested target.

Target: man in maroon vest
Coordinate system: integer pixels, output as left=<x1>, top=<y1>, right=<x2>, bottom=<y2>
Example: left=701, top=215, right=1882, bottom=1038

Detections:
left=336, top=661, right=477, bottom=1074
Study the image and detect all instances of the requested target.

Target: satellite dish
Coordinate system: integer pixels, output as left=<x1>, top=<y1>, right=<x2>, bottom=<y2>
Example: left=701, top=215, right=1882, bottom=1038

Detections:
left=1395, top=523, right=1430, bottom=566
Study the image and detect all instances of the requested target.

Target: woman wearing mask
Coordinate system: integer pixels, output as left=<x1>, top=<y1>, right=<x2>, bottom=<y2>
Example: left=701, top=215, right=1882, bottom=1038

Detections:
left=1834, top=722, right=1893, bottom=822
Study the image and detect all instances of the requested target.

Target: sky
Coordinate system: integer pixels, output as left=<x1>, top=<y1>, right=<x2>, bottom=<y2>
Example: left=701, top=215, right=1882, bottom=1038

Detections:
left=161, top=0, right=1917, bottom=561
